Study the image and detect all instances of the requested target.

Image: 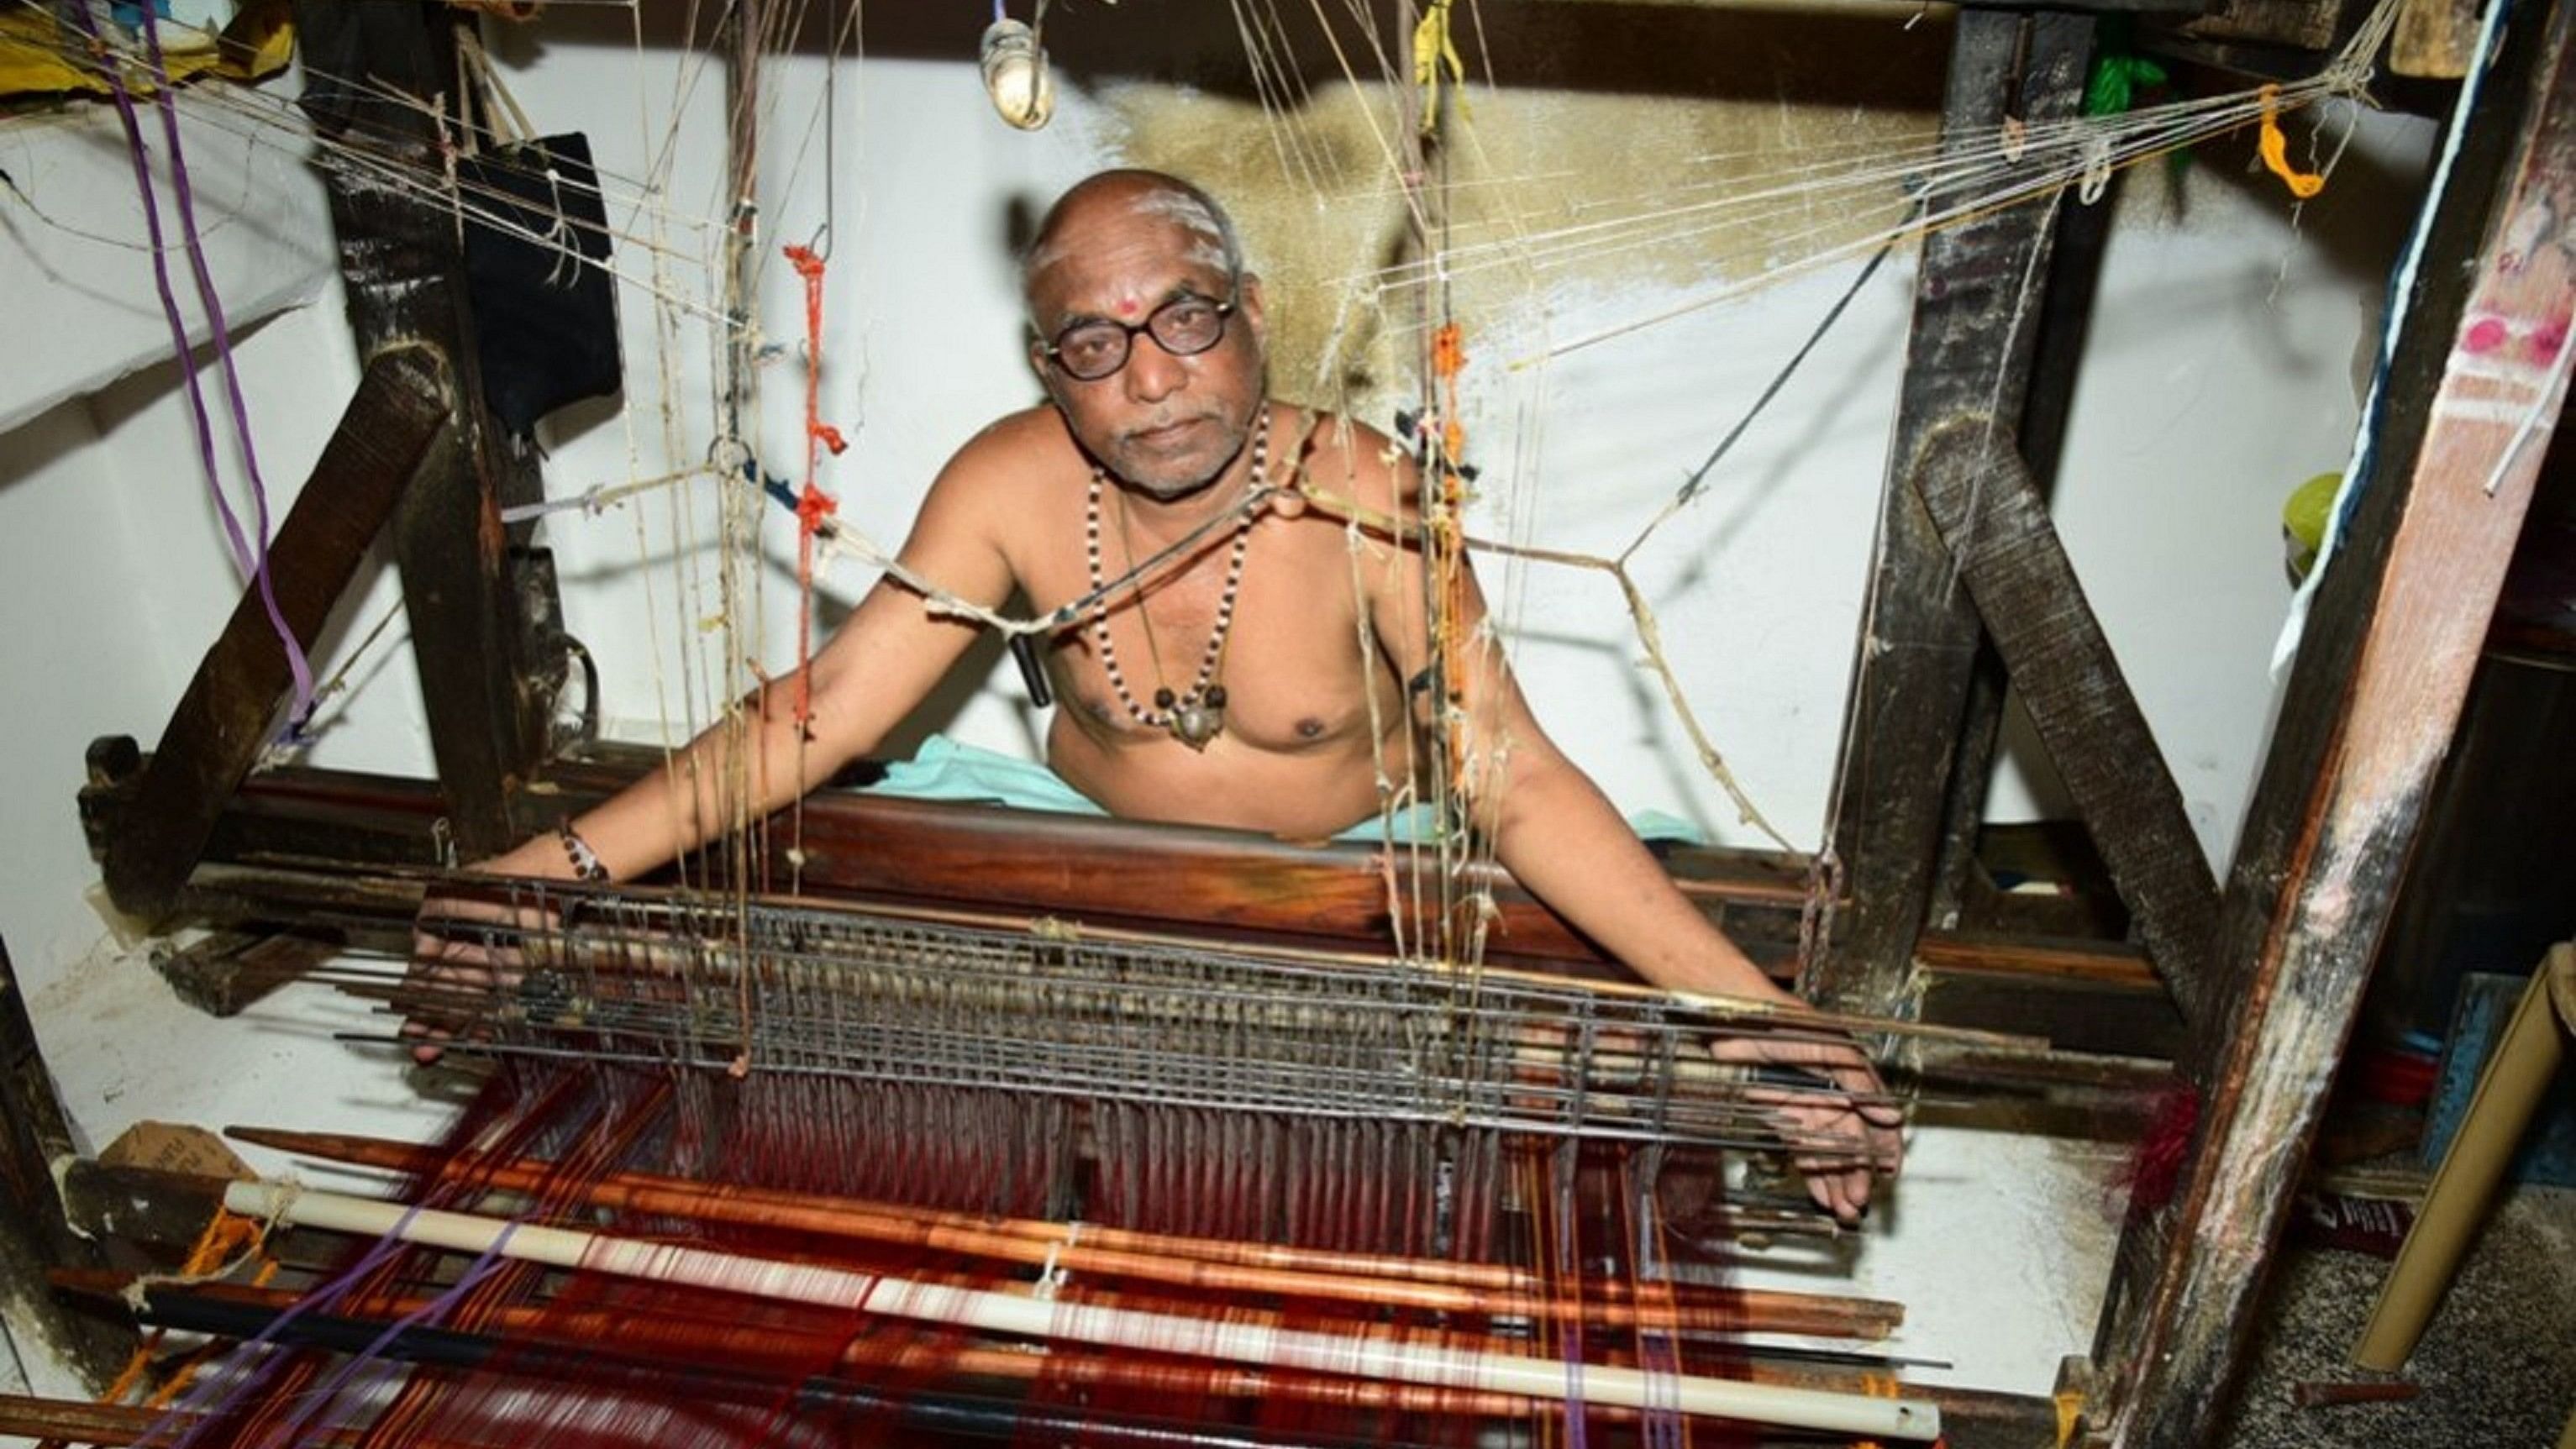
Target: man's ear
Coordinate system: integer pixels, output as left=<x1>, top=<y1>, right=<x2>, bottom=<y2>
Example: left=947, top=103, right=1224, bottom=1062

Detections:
left=1029, top=338, right=1061, bottom=401
left=1239, top=272, right=1267, bottom=344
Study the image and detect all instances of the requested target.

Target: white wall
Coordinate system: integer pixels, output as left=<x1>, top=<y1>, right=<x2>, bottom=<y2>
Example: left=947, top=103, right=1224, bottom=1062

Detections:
left=0, top=94, right=333, bottom=433
left=462, top=34, right=2432, bottom=869
left=0, top=308, right=367, bottom=1005
left=1990, top=108, right=2434, bottom=864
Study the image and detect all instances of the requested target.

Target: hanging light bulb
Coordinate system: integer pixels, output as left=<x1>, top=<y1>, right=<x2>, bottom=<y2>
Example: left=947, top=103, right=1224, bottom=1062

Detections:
left=980, top=18, right=1054, bottom=130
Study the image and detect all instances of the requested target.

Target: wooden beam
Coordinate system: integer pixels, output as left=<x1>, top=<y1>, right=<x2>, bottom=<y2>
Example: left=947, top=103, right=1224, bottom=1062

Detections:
left=151, top=928, right=344, bottom=1018
left=84, top=749, right=1812, bottom=974
left=292, top=0, right=564, bottom=859
left=1909, top=426, right=2221, bottom=1023
left=1916, top=932, right=2185, bottom=1060
left=2180, top=0, right=2352, bottom=50
left=77, top=748, right=2179, bottom=1053
left=1928, top=181, right=2125, bottom=932
left=100, top=351, right=451, bottom=925
left=2395, top=0, right=2483, bottom=76
left=2092, top=0, right=2576, bottom=1437
left=56, top=1162, right=230, bottom=1270
left=1809, top=7, right=2096, bottom=1014
left=0, top=939, right=134, bottom=1391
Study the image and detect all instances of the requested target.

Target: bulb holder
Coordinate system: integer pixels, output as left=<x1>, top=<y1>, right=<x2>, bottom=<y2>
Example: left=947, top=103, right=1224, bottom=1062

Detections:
left=980, top=19, right=1055, bottom=131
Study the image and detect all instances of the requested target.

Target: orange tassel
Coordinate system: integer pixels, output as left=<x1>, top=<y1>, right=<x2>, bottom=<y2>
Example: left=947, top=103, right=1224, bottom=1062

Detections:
left=2256, top=85, right=2326, bottom=200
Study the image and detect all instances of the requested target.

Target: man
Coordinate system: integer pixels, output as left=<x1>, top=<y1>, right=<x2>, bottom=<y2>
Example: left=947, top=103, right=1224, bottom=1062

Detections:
left=434, top=169, right=1900, bottom=1221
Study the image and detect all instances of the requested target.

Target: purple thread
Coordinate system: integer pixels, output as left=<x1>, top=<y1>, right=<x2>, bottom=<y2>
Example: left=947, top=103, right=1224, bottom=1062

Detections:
left=1627, top=1181, right=1682, bottom=1449
left=1553, top=1151, right=1589, bottom=1449
left=135, top=2, right=316, bottom=733
left=140, top=1201, right=423, bottom=1449
left=255, top=1219, right=524, bottom=1448
left=77, top=1, right=317, bottom=738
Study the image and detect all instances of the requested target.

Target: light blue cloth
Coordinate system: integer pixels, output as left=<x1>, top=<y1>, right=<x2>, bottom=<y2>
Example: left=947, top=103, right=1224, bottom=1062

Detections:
left=866, top=735, right=1706, bottom=845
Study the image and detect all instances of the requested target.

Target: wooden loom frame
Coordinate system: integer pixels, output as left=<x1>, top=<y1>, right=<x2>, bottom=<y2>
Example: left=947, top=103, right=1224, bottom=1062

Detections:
left=6, top=0, right=2569, bottom=1445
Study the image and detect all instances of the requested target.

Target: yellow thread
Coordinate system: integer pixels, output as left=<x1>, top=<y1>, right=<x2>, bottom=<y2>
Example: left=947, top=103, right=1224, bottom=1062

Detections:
left=2054, top=1386, right=2086, bottom=1447
left=1854, top=1372, right=1900, bottom=1448
left=2257, top=84, right=2326, bottom=198
left=97, top=1207, right=271, bottom=1407
left=1411, top=0, right=1465, bottom=138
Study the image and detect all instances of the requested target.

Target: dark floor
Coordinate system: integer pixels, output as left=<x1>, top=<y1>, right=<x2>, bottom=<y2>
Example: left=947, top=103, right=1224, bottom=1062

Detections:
left=2217, top=1182, right=2575, bottom=1447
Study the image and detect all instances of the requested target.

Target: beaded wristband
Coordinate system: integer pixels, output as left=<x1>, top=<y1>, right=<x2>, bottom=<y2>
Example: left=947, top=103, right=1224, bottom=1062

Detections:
left=556, top=820, right=610, bottom=883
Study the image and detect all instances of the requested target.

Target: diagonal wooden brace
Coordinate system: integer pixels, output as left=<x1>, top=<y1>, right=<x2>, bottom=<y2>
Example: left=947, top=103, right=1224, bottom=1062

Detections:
left=102, top=349, right=455, bottom=926
left=1906, top=421, right=2221, bottom=1026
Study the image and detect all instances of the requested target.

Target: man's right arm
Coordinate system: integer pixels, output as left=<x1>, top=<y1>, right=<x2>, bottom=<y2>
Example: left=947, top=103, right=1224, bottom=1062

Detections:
left=475, top=436, right=1023, bottom=884
left=410, top=433, right=1027, bottom=1059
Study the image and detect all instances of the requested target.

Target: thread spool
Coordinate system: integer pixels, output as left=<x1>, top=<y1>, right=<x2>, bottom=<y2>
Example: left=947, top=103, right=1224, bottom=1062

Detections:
left=980, top=19, right=1054, bottom=130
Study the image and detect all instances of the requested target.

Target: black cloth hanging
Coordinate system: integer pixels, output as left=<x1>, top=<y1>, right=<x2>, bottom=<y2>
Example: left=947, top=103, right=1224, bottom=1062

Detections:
left=458, top=133, right=622, bottom=434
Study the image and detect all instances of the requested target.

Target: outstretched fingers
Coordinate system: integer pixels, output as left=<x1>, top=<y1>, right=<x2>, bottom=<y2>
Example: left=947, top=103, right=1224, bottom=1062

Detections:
left=403, top=890, right=549, bottom=1064
left=1710, top=1030, right=1906, bottom=1226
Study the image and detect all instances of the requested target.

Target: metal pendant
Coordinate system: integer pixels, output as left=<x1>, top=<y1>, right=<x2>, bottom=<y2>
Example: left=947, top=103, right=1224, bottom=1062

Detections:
left=1169, top=700, right=1223, bottom=752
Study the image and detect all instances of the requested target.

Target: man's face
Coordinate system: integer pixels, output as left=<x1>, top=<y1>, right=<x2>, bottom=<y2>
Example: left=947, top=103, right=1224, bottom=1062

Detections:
left=1027, top=201, right=1266, bottom=501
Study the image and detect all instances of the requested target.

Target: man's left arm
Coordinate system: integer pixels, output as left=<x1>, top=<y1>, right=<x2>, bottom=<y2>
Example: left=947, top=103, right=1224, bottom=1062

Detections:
left=1358, top=501, right=1900, bottom=1221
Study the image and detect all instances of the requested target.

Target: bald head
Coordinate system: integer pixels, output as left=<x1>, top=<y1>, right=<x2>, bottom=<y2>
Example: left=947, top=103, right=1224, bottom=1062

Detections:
left=1023, top=170, right=1243, bottom=310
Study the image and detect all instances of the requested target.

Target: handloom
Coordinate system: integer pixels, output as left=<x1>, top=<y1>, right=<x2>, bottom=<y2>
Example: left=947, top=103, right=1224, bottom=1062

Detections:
left=120, top=874, right=1968, bottom=1445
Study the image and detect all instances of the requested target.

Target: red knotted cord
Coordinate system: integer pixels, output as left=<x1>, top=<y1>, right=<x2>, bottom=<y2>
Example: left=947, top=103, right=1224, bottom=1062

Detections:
left=782, top=244, right=846, bottom=727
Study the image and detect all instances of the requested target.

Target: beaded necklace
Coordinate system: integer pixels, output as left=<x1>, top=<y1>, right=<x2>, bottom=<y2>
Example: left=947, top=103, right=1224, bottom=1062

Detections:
left=1082, top=416, right=1267, bottom=750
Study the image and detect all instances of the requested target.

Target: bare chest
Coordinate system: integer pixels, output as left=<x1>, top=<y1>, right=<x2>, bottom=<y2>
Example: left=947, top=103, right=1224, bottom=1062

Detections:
left=1017, top=511, right=1398, bottom=753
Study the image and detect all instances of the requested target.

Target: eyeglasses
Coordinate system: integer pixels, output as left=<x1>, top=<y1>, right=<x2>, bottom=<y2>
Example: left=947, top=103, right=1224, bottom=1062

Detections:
left=1041, top=291, right=1237, bottom=382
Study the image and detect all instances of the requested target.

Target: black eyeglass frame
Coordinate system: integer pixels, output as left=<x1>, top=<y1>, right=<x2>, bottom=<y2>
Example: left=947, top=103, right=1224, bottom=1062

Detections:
left=1038, top=290, right=1240, bottom=382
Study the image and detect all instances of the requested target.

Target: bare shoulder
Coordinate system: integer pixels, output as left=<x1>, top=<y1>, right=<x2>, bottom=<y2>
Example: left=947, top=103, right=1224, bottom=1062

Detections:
left=885, top=407, right=1081, bottom=582
left=936, top=406, right=1083, bottom=501
left=1279, top=408, right=1422, bottom=524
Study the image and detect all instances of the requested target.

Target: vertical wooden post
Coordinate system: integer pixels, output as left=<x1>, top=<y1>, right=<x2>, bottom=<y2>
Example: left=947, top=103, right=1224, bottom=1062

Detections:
left=2093, top=0, right=2576, bottom=1438
left=1927, top=184, right=2125, bottom=932
left=0, top=939, right=133, bottom=1391
left=1806, top=7, right=2095, bottom=1014
left=292, top=0, right=564, bottom=859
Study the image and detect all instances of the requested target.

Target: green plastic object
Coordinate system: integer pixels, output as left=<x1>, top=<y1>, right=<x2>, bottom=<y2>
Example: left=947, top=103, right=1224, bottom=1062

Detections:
left=2282, top=470, right=2342, bottom=583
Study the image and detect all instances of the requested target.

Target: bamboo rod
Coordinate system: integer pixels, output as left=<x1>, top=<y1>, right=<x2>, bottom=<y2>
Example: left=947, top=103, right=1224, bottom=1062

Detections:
left=229, top=1179, right=1940, bottom=1440
left=2353, top=943, right=2573, bottom=1370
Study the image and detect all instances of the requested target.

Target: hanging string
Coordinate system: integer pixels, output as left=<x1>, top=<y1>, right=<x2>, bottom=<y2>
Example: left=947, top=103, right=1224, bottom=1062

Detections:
left=66, top=0, right=318, bottom=738
left=24, top=0, right=2405, bottom=885
left=1410, top=0, right=1465, bottom=139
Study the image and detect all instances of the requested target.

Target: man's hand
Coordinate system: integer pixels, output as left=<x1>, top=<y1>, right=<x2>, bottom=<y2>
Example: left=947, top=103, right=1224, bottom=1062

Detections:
left=1711, top=1027, right=1905, bottom=1226
left=403, top=875, right=559, bottom=1064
